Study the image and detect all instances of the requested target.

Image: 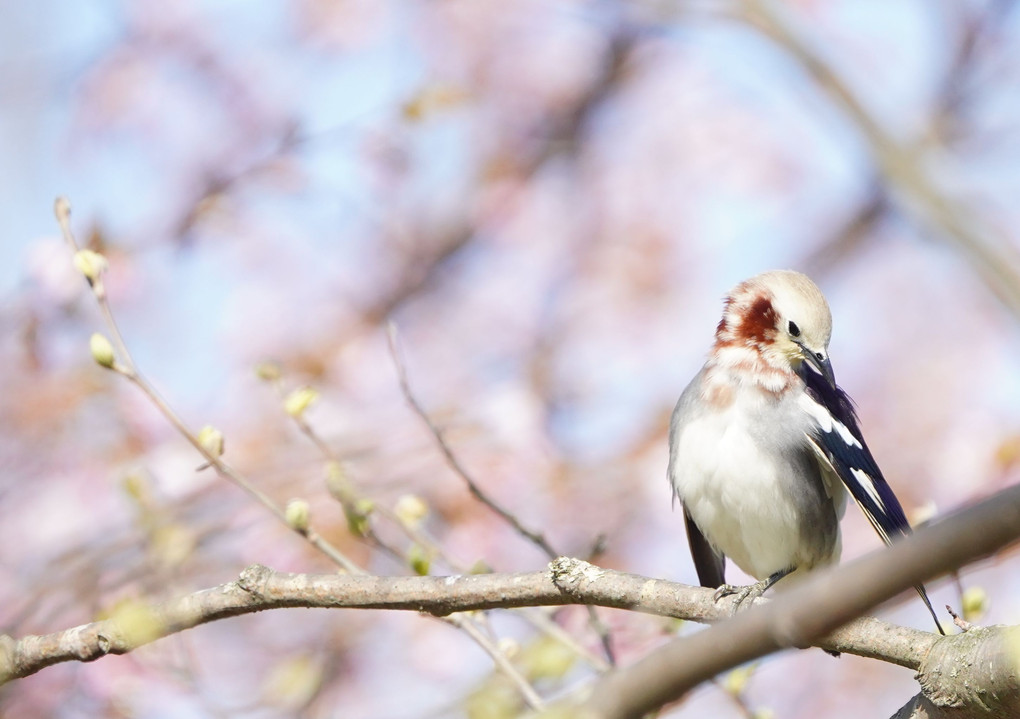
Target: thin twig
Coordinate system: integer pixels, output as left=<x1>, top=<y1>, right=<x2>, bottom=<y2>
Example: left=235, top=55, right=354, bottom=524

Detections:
left=386, top=323, right=558, bottom=558
left=451, top=615, right=545, bottom=712
left=386, top=322, right=616, bottom=665
left=273, top=376, right=607, bottom=680
left=55, top=198, right=363, bottom=576
left=59, top=197, right=549, bottom=705
left=945, top=604, right=974, bottom=633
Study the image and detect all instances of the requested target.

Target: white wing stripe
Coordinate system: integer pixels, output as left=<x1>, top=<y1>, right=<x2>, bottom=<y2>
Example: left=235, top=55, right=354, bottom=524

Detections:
left=797, top=392, right=862, bottom=449
left=850, top=467, right=886, bottom=512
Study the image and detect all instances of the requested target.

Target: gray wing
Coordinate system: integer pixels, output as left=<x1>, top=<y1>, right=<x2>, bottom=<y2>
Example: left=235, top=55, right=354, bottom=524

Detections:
left=684, top=507, right=726, bottom=588
left=669, top=367, right=726, bottom=588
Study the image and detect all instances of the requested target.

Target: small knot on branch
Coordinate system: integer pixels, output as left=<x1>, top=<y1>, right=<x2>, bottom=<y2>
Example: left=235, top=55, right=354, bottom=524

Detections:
left=549, top=557, right=605, bottom=598
left=236, top=564, right=274, bottom=597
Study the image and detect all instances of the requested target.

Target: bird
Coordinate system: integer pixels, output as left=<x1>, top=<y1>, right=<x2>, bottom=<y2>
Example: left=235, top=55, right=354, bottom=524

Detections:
left=668, top=269, right=943, bottom=634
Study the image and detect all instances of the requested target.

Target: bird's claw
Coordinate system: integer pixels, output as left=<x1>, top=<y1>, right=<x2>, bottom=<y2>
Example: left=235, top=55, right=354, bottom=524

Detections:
left=713, top=579, right=771, bottom=614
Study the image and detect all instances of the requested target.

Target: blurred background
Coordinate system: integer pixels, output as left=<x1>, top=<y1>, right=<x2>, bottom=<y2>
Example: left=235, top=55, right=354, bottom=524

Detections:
left=3, top=1, right=1020, bottom=717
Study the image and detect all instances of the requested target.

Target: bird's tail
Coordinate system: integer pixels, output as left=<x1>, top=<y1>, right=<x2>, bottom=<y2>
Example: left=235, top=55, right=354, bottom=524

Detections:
left=915, top=584, right=945, bottom=635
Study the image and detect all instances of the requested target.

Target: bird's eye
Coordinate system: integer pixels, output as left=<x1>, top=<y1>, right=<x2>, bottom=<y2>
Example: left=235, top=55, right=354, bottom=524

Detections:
left=788, top=321, right=801, bottom=337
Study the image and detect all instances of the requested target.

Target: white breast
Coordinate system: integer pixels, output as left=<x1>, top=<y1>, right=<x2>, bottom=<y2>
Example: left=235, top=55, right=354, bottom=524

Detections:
left=669, top=380, right=843, bottom=580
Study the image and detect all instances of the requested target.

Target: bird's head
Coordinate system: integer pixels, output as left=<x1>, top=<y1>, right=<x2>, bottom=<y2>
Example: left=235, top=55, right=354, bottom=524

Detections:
left=714, top=270, right=836, bottom=389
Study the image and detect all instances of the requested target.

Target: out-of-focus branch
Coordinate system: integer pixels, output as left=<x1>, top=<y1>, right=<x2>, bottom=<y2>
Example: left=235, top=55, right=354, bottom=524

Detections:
left=800, top=184, right=887, bottom=277
left=579, top=480, right=1020, bottom=719
left=386, top=323, right=558, bottom=559
left=267, top=370, right=609, bottom=678
left=56, top=198, right=365, bottom=575
left=929, top=0, right=1016, bottom=146
left=60, top=200, right=551, bottom=710
left=740, top=0, right=1020, bottom=319
left=387, top=324, right=617, bottom=665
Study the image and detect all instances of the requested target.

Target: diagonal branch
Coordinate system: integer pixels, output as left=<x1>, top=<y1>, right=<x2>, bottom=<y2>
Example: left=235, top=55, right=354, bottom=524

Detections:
left=740, top=0, right=1020, bottom=319
left=386, top=323, right=618, bottom=664
left=386, top=323, right=559, bottom=560
left=580, top=481, right=1020, bottom=719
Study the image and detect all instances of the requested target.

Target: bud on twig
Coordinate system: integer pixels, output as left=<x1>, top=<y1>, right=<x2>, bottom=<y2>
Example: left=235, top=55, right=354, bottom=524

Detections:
left=54, top=196, right=71, bottom=223
left=197, top=425, right=225, bottom=459
left=90, top=333, right=116, bottom=369
left=254, top=362, right=281, bottom=382
left=285, top=499, right=310, bottom=533
left=394, top=494, right=429, bottom=529
left=73, top=249, right=109, bottom=284
left=344, top=498, right=374, bottom=537
left=284, top=387, right=318, bottom=418
left=407, top=543, right=431, bottom=575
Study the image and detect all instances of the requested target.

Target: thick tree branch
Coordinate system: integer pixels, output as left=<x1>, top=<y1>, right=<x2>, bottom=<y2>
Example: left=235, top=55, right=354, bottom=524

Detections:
left=580, top=482, right=1020, bottom=719
left=4, top=480, right=1020, bottom=715
left=0, top=559, right=929, bottom=687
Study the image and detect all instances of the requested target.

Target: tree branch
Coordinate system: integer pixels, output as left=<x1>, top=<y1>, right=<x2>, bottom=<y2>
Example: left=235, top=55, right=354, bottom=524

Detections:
left=0, top=559, right=924, bottom=686
left=740, top=0, right=1020, bottom=320
left=580, top=482, right=1020, bottom=719
left=6, top=480, right=1020, bottom=714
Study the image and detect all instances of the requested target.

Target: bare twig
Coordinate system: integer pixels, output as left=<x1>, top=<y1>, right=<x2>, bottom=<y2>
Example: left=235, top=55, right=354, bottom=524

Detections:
left=9, top=473, right=1020, bottom=710
left=59, top=198, right=549, bottom=706
left=269, top=374, right=584, bottom=693
left=386, top=323, right=558, bottom=558
left=452, top=616, right=545, bottom=712
left=57, top=196, right=363, bottom=574
left=945, top=605, right=974, bottom=633
left=386, top=323, right=617, bottom=665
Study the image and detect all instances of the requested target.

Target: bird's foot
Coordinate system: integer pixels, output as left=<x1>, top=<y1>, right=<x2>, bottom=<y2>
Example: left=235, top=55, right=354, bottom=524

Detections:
left=713, top=578, right=772, bottom=614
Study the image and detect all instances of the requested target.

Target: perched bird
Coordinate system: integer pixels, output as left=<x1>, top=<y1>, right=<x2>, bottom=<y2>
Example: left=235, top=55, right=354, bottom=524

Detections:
left=668, top=270, right=942, bottom=633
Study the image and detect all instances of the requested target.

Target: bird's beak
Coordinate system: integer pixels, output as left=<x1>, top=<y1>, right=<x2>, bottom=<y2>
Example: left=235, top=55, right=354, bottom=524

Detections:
left=796, top=342, right=836, bottom=389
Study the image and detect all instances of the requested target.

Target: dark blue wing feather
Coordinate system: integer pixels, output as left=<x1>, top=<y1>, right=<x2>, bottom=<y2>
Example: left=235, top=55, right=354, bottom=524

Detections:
left=801, top=371, right=911, bottom=541
left=800, top=368, right=944, bottom=634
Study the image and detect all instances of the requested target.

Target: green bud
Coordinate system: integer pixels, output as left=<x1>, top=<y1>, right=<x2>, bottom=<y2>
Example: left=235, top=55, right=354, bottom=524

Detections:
left=284, top=386, right=318, bottom=418
left=962, top=586, right=988, bottom=622
left=121, top=472, right=154, bottom=509
left=343, top=498, right=374, bottom=537
left=263, top=655, right=324, bottom=709
left=285, top=499, right=310, bottom=533
left=151, top=524, right=197, bottom=567
left=394, top=494, right=429, bottom=528
left=73, top=249, right=109, bottom=283
left=519, top=636, right=575, bottom=681
left=254, top=362, right=281, bottom=381
left=325, top=461, right=351, bottom=501
left=723, top=663, right=757, bottom=695
left=90, top=332, right=116, bottom=369
left=104, top=598, right=164, bottom=646
left=197, top=425, right=225, bottom=458
left=469, top=560, right=492, bottom=575
left=497, top=637, right=520, bottom=659
left=407, top=543, right=431, bottom=575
